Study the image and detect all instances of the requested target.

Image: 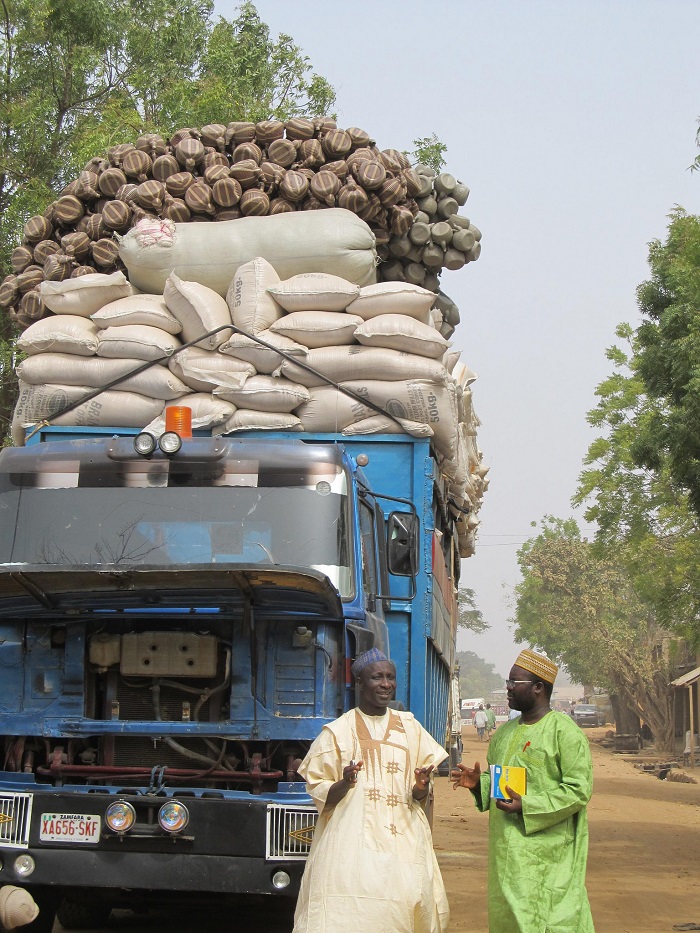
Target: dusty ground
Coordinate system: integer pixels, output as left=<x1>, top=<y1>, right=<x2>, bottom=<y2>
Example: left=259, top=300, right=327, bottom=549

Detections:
left=436, top=724, right=700, bottom=933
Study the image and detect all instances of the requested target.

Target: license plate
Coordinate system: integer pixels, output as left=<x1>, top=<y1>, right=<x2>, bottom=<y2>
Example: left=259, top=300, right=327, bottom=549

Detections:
left=40, top=813, right=101, bottom=844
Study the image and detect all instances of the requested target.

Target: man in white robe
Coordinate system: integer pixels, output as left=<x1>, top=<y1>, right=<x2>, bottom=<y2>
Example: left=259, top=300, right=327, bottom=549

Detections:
left=293, top=648, right=450, bottom=933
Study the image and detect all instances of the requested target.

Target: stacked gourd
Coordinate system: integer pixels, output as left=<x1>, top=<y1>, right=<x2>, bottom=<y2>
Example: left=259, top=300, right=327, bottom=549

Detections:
left=0, top=118, right=480, bottom=332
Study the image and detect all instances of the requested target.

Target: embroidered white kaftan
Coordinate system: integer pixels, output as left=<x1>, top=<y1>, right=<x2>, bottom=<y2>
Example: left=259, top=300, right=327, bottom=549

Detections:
left=293, top=708, right=450, bottom=933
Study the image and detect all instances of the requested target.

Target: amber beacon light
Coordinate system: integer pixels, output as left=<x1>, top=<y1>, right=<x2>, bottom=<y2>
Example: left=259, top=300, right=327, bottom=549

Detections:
left=165, top=406, right=193, bottom=438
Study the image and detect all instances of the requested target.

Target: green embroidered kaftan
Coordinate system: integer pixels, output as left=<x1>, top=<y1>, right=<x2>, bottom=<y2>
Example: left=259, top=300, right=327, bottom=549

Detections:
left=474, top=710, right=594, bottom=932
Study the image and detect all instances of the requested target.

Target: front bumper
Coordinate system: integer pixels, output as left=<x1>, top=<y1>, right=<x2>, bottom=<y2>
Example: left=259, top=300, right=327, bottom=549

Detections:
left=0, top=788, right=316, bottom=898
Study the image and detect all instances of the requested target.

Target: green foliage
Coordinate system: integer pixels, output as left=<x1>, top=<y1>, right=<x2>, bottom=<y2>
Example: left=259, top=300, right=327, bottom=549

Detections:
left=512, top=517, right=676, bottom=752
left=410, top=133, right=447, bottom=173
left=456, top=650, right=503, bottom=699
left=0, top=0, right=337, bottom=275
left=573, top=323, right=700, bottom=638
left=633, top=210, right=700, bottom=517
left=457, top=586, right=488, bottom=634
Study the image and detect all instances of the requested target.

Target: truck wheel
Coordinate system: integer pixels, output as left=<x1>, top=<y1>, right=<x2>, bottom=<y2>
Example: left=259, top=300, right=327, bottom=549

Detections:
left=56, top=897, right=112, bottom=930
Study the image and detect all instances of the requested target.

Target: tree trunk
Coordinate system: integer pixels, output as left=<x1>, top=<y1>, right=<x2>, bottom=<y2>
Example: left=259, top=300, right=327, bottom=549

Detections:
left=610, top=693, right=640, bottom=735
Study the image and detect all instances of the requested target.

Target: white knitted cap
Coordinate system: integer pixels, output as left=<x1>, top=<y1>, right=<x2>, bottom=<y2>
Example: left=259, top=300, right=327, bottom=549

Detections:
left=0, top=886, right=40, bottom=929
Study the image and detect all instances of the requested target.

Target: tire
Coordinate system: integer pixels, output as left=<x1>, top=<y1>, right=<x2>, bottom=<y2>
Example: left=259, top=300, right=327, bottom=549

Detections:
left=56, top=897, right=112, bottom=930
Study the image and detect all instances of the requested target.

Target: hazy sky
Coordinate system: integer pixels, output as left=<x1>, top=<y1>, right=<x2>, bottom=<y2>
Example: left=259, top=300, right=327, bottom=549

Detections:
left=213, top=0, right=699, bottom=676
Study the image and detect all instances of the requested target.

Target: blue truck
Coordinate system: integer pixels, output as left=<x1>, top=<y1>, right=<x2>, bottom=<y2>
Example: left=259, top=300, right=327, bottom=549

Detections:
left=0, top=419, right=461, bottom=929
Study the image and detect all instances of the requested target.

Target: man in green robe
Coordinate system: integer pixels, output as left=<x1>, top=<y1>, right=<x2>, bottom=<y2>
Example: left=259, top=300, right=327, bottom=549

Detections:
left=452, top=649, right=594, bottom=932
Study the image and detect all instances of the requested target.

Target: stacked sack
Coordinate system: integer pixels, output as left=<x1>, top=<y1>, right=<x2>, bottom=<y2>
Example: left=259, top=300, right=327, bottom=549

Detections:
left=0, top=118, right=480, bottom=334
left=10, top=257, right=488, bottom=554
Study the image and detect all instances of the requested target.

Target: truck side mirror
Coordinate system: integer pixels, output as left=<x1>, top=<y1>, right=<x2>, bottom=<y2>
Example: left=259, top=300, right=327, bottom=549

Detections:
left=387, top=512, right=418, bottom=576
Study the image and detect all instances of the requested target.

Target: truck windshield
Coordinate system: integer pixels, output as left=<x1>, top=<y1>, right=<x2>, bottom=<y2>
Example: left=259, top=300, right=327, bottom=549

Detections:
left=0, top=444, right=353, bottom=597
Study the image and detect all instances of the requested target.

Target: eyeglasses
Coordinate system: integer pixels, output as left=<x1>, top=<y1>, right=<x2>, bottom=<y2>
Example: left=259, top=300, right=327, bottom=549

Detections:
left=505, top=679, right=536, bottom=688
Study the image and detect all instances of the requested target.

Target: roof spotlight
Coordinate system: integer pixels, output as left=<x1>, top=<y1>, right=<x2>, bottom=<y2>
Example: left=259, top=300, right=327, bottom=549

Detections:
left=159, top=431, right=182, bottom=456
left=134, top=432, right=157, bottom=456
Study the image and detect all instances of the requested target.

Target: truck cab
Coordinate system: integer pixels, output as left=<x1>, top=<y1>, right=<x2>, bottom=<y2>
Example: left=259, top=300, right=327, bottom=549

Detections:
left=0, top=425, right=459, bottom=924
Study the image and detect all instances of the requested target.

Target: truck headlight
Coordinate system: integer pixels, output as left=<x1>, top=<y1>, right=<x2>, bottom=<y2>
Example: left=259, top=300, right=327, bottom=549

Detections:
left=13, top=855, right=35, bottom=877
left=134, top=432, right=157, bottom=456
left=159, top=431, right=182, bottom=456
left=105, top=800, right=136, bottom=834
left=158, top=801, right=189, bottom=834
left=272, top=870, right=290, bottom=889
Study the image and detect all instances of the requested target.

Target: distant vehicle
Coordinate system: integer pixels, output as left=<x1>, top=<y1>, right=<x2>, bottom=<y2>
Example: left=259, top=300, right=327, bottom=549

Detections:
left=573, top=704, right=606, bottom=727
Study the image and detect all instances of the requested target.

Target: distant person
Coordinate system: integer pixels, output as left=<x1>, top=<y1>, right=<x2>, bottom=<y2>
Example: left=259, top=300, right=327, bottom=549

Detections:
left=484, top=703, right=496, bottom=737
left=293, top=648, right=449, bottom=932
left=508, top=706, right=520, bottom=720
left=452, top=649, right=594, bottom=932
left=473, top=705, right=488, bottom=741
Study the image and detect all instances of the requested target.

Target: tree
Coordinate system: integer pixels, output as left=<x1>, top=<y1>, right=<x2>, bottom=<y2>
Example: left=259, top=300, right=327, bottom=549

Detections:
left=573, top=323, right=700, bottom=639
left=410, top=133, right=447, bottom=173
left=0, top=1, right=338, bottom=440
left=456, top=650, right=503, bottom=699
left=457, top=586, right=488, bottom=634
left=633, top=210, right=700, bottom=518
left=512, top=517, right=677, bottom=754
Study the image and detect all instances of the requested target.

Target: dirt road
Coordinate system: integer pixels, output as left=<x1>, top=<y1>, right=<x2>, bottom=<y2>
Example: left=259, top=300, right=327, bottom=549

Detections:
left=52, top=723, right=700, bottom=932
left=438, top=724, right=700, bottom=933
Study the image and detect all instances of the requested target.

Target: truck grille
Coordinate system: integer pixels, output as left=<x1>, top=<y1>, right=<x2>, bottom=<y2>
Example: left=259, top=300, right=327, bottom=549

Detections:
left=266, top=804, right=317, bottom=861
left=0, top=793, right=33, bottom=848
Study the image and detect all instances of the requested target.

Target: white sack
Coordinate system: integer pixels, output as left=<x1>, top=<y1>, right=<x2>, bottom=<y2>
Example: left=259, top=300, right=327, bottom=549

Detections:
left=168, top=346, right=255, bottom=392
left=91, top=294, right=182, bottom=334
left=163, top=273, right=232, bottom=349
left=214, top=375, right=310, bottom=413
left=346, top=281, right=435, bottom=324
left=226, top=257, right=283, bottom=335
left=277, top=346, right=449, bottom=388
left=17, top=316, right=99, bottom=357
left=354, top=314, right=450, bottom=360
left=268, top=273, right=360, bottom=312
left=220, top=330, right=308, bottom=375
left=268, top=311, right=362, bottom=348
left=16, top=354, right=189, bottom=399
left=118, top=210, right=378, bottom=296
left=342, top=415, right=433, bottom=439
left=96, top=324, right=182, bottom=361
left=295, top=387, right=373, bottom=432
left=220, top=410, right=303, bottom=433
left=341, top=379, right=459, bottom=458
left=39, top=271, right=133, bottom=316
left=11, top=381, right=164, bottom=446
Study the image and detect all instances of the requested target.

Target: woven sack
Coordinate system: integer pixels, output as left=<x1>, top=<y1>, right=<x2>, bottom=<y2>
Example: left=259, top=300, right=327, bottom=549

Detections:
left=39, top=271, right=131, bottom=316
left=226, top=122, right=256, bottom=145
left=17, top=314, right=99, bottom=355
left=12, top=245, right=34, bottom=272
left=239, top=189, right=270, bottom=216
left=119, top=209, right=378, bottom=296
left=226, top=256, right=282, bottom=335
left=17, top=354, right=189, bottom=399
left=168, top=346, right=255, bottom=392
left=220, top=329, right=308, bottom=375
left=354, top=313, right=450, bottom=359
left=285, top=117, right=315, bottom=140
left=269, top=310, right=362, bottom=348
left=255, top=120, right=285, bottom=144
left=277, top=345, right=448, bottom=388
left=214, top=374, right=310, bottom=413
left=346, top=282, right=435, bottom=323
left=61, top=232, right=91, bottom=261
left=163, top=272, right=232, bottom=349
left=23, top=216, right=53, bottom=243
left=268, top=273, right=359, bottom=312
left=11, top=382, right=164, bottom=445
left=342, top=415, right=433, bottom=439
left=96, top=324, right=182, bottom=361
left=295, top=387, right=372, bottom=432
left=220, top=410, right=302, bottom=433
left=92, top=294, right=181, bottom=333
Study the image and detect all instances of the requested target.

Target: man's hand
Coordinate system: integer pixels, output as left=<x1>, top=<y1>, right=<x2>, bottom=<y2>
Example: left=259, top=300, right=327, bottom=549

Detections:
left=451, top=761, right=481, bottom=790
left=343, top=760, right=363, bottom=784
left=412, top=765, right=434, bottom=800
left=495, top=785, right=523, bottom=814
